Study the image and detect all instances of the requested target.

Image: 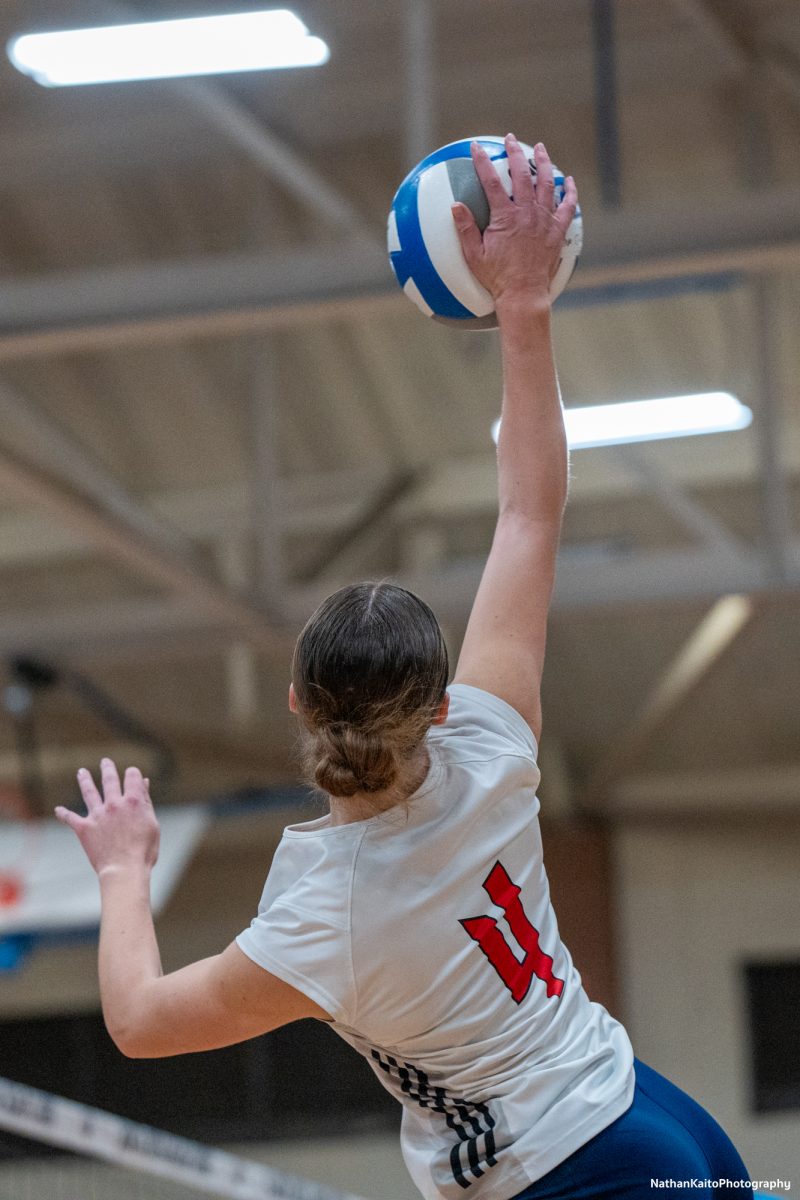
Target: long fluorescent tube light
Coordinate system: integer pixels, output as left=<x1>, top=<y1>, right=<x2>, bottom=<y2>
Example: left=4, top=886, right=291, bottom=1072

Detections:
left=491, top=392, right=752, bottom=449
left=8, top=10, right=329, bottom=87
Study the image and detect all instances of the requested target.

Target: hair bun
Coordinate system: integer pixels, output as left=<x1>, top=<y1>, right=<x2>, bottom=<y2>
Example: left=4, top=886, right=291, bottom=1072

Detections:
left=313, top=724, right=398, bottom=798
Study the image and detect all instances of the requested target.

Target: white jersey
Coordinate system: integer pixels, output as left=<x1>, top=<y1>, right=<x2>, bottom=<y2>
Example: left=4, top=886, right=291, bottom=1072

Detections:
left=236, top=685, right=635, bottom=1200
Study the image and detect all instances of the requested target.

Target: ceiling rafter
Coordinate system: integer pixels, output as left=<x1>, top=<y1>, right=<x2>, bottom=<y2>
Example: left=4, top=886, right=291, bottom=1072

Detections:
left=751, top=277, right=794, bottom=584
left=293, top=469, right=419, bottom=584
left=109, top=1, right=378, bottom=246
left=611, top=446, right=748, bottom=558
left=578, top=593, right=757, bottom=808
left=0, top=185, right=798, bottom=358
left=0, top=437, right=791, bottom=574
left=0, top=381, right=287, bottom=654
left=404, top=0, right=436, bottom=170
left=675, top=0, right=800, bottom=117
left=610, top=763, right=800, bottom=816
left=0, top=442, right=286, bottom=653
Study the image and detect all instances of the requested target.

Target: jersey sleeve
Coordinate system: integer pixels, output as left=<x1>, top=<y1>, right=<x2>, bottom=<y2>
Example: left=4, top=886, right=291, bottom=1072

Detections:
left=236, top=831, right=358, bottom=1026
left=236, top=900, right=355, bottom=1025
left=435, top=683, right=539, bottom=763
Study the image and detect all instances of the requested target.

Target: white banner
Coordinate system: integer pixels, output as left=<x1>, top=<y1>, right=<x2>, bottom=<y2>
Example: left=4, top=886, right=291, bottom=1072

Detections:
left=0, top=806, right=209, bottom=935
left=0, top=1076, right=368, bottom=1200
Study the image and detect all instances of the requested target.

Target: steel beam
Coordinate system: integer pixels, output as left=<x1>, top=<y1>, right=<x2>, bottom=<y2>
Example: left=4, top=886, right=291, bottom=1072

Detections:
left=0, top=380, right=195, bottom=561
left=671, top=0, right=747, bottom=71
left=592, top=0, right=622, bottom=207
left=290, top=538, right=800, bottom=624
left=107, top=1, right=375, bottom=243
left=676, top=0, right=800, bottom=118
left=610, top=764, right=800, bottom=815
left=0, top=188, right=799, bottom=358
left=0, top=377, right=285, bottom=650
left=215, top=535, right=262, bottom=724
left=0, top=113, right=212, bottom=189
left=549, top=547, right=782, bottom=612
left=0, top=473, right=377, bottom=567
left=0, top=433, right=787, bottom=570
left=249, top=338, right=287, bottom=613
left=0, top=34, right=747, bottom=192
left=404, top=0, right=436, bottom=170
left=0, top=241, right=387, bottom=342
left=0, top=443, right=792, bottom=600
left=0, top=538, right=798, bottom=663
left=0, top=597, right=267, bottom=664
left=578, top=594, right=756, bottom=809
left=293, top=470, right=418, bottom=584
left=181, top=79, right=376, bottom=242
left=752, top=277, right=793, bottom=584
left=0, top=444, right=284, bottom=653
left=612, top=447, right=747, bottom=557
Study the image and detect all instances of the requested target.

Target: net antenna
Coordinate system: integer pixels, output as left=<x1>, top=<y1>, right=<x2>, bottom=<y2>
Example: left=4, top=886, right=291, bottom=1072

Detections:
left=0, top=1075, right=371, bottom=1200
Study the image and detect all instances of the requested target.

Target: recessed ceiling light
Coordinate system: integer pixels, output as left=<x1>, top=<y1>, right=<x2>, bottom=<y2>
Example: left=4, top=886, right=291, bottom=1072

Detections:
left=8, top=9, right=329, bottom=87
left=491, top=392, right=752, bottom=449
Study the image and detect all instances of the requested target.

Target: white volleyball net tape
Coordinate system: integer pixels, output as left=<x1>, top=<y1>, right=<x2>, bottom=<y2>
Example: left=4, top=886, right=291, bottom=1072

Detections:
left=0, top=1076, right=369, bottom=1200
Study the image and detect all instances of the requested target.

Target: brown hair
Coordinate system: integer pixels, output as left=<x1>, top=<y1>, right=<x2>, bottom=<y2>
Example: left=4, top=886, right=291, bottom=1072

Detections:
left=291, top=583, right=449, bottom=798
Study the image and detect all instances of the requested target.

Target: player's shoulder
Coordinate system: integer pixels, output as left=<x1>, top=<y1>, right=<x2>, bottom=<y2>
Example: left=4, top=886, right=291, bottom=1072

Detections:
left=430, top=683, right=538, bottom=764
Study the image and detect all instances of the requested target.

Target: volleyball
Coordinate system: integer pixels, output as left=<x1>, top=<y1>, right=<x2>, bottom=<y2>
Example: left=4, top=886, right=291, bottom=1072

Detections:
left=387, top=136, right=583, bottom=328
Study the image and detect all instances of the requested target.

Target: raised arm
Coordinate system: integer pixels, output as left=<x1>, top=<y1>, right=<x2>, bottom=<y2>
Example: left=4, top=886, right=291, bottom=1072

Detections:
left=452, top=136, right=577, bottom=741
left=56, top=762, right=329, bottom=1058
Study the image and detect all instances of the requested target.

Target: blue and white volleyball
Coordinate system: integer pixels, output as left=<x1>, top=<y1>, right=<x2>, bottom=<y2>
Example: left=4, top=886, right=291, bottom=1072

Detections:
left=387, top=136, right=582, bottom=328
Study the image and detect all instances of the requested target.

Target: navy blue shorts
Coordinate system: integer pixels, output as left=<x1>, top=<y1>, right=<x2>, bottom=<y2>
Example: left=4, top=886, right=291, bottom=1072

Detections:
left=512, top=1058, right=751, bottom=1199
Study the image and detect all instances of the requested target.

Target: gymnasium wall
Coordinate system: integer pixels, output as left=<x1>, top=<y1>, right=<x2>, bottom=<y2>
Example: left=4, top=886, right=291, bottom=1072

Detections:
left=614, top=816, right=800, bottom=1182
left=541, top=819, right=619, bottom=1017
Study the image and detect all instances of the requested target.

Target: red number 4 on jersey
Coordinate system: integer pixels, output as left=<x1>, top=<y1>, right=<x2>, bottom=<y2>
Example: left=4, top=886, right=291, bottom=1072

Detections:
left=460, top=862, right=565, bottom=1004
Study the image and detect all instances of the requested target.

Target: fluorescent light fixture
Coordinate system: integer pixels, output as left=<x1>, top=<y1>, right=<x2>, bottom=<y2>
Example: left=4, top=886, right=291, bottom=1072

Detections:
left=491, top=392, right=752, bottom=449
left=8, top=9, right=329, bottom=87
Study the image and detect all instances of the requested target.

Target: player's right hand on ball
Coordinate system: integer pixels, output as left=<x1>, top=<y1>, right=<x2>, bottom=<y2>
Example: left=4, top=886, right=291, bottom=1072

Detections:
left=451, top=134, right=577, bottom=312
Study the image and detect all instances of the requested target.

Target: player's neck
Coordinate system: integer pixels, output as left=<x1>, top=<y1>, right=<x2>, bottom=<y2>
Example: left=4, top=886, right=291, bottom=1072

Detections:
left=327, top=746, right=431, bottom=825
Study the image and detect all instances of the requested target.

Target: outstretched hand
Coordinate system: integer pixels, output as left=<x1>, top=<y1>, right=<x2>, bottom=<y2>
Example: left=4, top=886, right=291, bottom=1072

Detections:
left=55, top=759, right=160, bottom=878
left=451, top=134, right=577, bottom=312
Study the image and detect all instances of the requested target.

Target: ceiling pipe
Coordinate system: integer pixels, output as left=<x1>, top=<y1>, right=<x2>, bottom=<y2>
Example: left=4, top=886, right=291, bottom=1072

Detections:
left=592, top=0, right=622, bottom=208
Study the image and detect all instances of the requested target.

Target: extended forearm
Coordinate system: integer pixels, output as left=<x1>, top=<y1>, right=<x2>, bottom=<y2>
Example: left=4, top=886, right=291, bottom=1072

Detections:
left=98, top=866, right=163, bottom=1049
left=495, top=301, right=568, bottom=523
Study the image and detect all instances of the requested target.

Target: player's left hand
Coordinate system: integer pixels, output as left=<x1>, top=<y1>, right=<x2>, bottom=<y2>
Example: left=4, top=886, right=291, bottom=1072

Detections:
left=55, top=759, right=160, bottom=877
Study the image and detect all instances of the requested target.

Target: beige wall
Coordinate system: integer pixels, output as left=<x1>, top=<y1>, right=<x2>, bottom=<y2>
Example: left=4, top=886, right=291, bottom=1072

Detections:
left=614, top=816, right=800, bottom=1183
left=541, top=818, right=620, bottom=1017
